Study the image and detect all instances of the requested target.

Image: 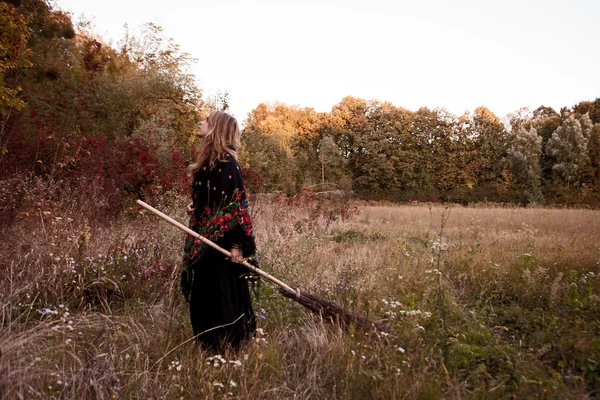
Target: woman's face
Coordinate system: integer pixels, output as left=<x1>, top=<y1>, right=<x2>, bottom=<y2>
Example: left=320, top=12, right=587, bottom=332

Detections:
left=197, top=117, right=210, bottom=138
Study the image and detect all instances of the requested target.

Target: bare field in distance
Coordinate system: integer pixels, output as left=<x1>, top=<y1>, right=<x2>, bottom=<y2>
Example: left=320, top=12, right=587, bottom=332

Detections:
left=1, top=190, right=599, bottom=399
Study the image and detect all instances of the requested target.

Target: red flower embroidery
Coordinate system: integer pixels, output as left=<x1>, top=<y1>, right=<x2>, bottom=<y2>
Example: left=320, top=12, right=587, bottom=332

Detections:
left=243, top=214, right=252, bottom=225
left=224, top=214, right=232, bottom=222
left=193, top=238, right=201, bottom=247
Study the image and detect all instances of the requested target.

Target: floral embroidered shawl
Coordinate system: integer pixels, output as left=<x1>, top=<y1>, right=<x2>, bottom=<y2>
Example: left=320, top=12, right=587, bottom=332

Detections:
left=182, top=154, right=259, bottom=272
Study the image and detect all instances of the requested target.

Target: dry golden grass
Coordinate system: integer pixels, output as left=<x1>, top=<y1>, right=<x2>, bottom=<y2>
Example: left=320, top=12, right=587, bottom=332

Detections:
left=1, top=185, right=599, bottom=399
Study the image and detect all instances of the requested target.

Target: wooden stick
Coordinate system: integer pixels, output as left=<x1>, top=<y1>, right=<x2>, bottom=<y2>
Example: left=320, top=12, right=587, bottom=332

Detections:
left=136, top=200, right=299, bottom=295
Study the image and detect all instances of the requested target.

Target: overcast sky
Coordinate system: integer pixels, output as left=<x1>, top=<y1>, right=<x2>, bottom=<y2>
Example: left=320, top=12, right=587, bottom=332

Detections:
left=56, top=0, right=600, bottom=123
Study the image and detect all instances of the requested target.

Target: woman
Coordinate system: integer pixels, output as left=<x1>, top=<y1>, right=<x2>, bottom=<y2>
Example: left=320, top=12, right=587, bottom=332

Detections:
left=182, top=110, right=258, bottom=351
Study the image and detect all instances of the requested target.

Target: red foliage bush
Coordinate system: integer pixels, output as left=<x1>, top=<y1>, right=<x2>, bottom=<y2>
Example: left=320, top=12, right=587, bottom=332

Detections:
left=241, top=167, right=267, bottom=193
left=2, top=130, right=190, bottom=219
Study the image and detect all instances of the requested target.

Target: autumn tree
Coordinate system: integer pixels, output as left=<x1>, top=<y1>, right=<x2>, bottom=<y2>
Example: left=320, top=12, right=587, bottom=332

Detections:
left=0, top=0, right=31, bottom=164
left=0, top=1, right=30, bottom=112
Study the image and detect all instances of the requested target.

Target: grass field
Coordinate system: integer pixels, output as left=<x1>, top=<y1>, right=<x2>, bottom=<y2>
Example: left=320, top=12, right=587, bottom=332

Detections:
left=1, top=182, right=599, bottom=399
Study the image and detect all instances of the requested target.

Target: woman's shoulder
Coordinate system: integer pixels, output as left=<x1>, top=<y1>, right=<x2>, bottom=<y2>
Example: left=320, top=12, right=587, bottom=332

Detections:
left=218, top=153, right=240, bottom=169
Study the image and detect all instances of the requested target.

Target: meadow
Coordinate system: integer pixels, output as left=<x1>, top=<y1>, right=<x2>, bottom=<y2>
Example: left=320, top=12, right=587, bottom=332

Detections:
left=1, top=177, right=599, bottom=399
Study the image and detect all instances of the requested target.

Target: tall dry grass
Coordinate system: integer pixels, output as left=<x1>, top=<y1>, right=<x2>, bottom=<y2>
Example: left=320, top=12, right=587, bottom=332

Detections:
left=1, top=181, right=599, bottom=399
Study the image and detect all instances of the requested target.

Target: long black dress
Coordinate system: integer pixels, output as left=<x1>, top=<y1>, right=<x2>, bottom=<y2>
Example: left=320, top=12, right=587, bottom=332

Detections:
left=181, top=153, right=258, bottom=350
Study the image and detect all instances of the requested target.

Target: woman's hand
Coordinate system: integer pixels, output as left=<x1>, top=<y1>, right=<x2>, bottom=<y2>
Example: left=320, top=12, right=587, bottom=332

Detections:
left=186, top=202, right=195, bottom=214
left=230, top=247, right=243, bottom=264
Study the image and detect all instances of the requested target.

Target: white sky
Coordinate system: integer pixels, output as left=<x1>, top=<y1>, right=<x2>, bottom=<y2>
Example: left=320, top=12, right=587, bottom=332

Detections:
left=55, top=0, right=600, bottom=123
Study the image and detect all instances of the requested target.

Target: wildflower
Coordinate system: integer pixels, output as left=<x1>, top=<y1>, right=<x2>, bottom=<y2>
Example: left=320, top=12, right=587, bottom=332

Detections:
left=229, top=360, right=242, bottom=367
left=206, top=355, right=226, bottom=367
left=229, top=380, right=237, bottom=388
left=431, top=239, right=449, bottom=253
left=37, top=307, right=58, bottom=316
left=169, top=360, right=182, bottom=371
left=396, top=346, right=405, bottom=353
left=213, top=381, right=224, bottom=389
left=256, top=308, right=268, bottom=320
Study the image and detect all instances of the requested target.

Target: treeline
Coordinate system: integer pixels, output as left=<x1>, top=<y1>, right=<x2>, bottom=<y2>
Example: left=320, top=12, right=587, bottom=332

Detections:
left=241, top=99, right=600, bottom=205
left=0, top=0, right=209, bottom=214
left=1, top=0, right=599, bottom=209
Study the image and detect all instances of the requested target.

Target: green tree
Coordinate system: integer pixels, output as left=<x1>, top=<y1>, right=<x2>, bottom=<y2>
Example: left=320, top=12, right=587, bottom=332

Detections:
left=545, top=115, right=589, bottom=187
left=470, top=106, right=510, bottom=186
left=317, top=135, right=347, bottom=188
left=331, top=97, right=406, bottom=197
left=587, top=124, right=600, bottom=186
left=239, top=128, right=296, bottom=194
left=508, top=126, right=544, bottom=203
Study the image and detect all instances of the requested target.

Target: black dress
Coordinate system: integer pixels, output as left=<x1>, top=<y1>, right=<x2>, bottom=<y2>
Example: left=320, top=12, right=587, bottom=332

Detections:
left=181, top=154, right=258, bottom=350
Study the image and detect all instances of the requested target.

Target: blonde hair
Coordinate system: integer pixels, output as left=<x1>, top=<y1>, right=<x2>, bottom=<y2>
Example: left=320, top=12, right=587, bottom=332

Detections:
left=189, top=111, right=241, bottom=175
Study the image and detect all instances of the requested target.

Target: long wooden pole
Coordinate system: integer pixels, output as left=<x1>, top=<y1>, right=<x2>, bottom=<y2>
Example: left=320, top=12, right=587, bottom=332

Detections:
left=136, top=200, right=299, bottom=296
